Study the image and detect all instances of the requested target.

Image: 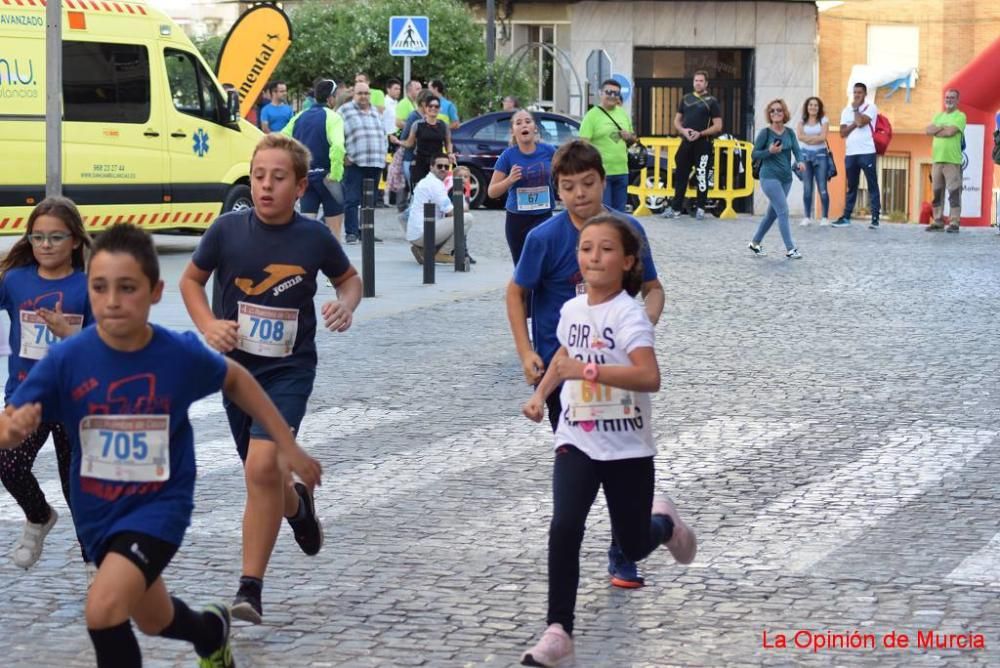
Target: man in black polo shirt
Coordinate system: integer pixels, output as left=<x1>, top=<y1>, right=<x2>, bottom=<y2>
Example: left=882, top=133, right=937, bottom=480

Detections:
left=663, top=70, right=723, bottom=220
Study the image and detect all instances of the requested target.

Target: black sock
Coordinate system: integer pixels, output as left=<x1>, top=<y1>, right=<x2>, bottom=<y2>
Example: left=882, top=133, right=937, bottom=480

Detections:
left=159, top=597, right=224, bottom=658
left=239, top=575, right=263, bottom=596
left=652, top=514, right=675, bottom=544
left=89, top=621, right=141, bottom=668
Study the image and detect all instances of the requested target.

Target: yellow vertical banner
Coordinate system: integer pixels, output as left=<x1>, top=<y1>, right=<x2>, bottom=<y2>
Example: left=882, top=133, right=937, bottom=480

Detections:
left=215, top=4, right=293, bottom=118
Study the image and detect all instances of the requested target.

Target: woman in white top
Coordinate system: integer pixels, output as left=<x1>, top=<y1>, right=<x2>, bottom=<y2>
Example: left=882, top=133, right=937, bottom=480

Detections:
left=796, top=97, right=831, bottom=226
left=519, top=213, right=697, bottom=668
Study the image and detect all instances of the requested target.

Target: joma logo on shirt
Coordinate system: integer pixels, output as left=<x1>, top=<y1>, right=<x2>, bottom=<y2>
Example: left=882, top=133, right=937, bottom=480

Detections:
left=235, top=264, right=306, bottom=296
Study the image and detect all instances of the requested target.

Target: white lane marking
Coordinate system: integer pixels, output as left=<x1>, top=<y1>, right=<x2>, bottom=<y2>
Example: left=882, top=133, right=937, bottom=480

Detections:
left=694, top=427, right=996, bottom=573
left=946, top=531, right=1000, bottom=585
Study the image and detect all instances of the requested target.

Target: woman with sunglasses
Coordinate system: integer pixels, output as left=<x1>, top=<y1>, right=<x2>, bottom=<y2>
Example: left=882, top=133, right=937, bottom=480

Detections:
left=578, top=79, right=637, bottom=212
left=0, top=196, right=93, bottom=573
left=397, top=93, right=455, bottom=188
left=748, top=99, right=805, bottom=259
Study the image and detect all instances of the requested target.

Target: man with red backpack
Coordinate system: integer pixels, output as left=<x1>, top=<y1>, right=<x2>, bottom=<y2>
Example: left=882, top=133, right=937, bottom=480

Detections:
left=832, top=82, right=882, bottom=230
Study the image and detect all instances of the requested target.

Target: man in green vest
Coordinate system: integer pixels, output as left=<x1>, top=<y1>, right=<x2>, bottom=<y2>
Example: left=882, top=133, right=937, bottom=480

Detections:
left=925, top=88, right=966, bottom=232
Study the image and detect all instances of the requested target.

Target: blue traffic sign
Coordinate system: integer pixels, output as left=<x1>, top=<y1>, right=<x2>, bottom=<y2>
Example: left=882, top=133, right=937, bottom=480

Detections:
left=612, top=73, right=633, bottom=104
left=389, top=16, right=429, bottom=57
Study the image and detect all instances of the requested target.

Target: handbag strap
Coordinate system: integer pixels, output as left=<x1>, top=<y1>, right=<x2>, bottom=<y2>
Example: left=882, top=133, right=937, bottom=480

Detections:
left=597, top=106, right=640, bottom=147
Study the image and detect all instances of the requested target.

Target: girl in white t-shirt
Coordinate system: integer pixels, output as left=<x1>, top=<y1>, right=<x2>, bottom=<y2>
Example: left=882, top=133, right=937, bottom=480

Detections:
left=519, top=213, right=697, bottom=667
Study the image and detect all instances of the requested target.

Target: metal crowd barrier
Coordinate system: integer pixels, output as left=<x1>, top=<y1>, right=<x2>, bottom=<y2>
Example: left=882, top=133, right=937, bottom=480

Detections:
left=627, top=137, right=756, bottom=219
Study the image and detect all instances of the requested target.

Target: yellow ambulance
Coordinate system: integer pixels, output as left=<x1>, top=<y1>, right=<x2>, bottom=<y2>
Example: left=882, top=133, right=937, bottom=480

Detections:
left=0, top=0, right=261, bottom=234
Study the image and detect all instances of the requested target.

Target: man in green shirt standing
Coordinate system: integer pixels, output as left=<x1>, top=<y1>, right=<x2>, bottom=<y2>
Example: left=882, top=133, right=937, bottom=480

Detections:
left=578, top=79, right=636, bottom=212
left=925, top=88, right=966, bottom=232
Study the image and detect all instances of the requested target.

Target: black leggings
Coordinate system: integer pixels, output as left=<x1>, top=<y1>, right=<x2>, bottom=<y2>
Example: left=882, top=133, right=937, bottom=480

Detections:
left=547, top=445, right=669, bottom=635
left=0, top=422, right=87, bottom=560
left=671, top=137, right=711, bottom=211
left=504, top=211, right=549, bottom=265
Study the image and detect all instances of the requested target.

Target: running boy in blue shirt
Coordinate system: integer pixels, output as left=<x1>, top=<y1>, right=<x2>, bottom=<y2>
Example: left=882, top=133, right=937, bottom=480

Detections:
left=1, top=223, right=322, bottom=667
left=179, top=133, right=362, bottom=624
left=505, top=139, right=665, bottom=589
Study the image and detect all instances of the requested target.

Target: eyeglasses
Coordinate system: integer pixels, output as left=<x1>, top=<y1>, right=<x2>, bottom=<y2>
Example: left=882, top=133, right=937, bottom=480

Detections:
left=27, top=232, right=72, bottom=246
left=433, top=164, right=450, bottom=171
left=602, top=89, right=621, bottom=98
left=768, top=108, right=784, bottom=114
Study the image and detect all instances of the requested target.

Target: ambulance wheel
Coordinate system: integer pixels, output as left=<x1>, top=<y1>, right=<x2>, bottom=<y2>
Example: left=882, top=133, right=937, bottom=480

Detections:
left=222, top=184, right=253, bottom=213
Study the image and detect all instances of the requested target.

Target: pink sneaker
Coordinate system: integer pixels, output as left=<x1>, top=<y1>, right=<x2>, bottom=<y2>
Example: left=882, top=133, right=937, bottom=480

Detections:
left=652, top=496, right=697, bottom=564
left=521, top=623, right=574, bottom=667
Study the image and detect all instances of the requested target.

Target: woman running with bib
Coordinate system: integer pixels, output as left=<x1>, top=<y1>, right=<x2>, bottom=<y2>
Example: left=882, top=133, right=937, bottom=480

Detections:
left=488, top=109, right=558, bottom=264
left=520, top=213, right=697, bottom=667
left=0, top=196, right=93, bottom=571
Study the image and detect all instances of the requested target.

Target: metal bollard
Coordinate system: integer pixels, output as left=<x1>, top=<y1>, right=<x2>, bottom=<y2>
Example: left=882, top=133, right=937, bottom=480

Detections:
left=452, top=175, right=468, bottom=272
left=423, top=202, right=435, bottom=284
left=361, top=178, right=376, bottom=298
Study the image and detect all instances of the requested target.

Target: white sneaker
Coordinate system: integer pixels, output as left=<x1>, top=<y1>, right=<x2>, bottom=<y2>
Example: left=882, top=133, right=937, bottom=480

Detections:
left=521, top=623, right=574, bottom=667
left=800, top=217, right=812, bottom=227
left=652, top=496, right=697, bottom=564
left=819, top=217, right=830, bottom=226
left=12, top=507, right=58, bottom=569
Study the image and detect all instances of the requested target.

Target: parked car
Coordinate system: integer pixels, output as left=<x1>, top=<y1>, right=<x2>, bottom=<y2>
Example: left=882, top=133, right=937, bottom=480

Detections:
left=453, top=111, right=580, bottom=208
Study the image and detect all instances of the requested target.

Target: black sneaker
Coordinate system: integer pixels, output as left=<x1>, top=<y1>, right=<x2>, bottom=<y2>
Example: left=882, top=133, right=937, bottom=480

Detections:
left=373, top=236, right=384, bottom=243
left=231, top=582, right=262, bottom=625
left=287, top=482, right=323, bottom=556
left=345, top=233, right=359, bottom=244
left=868, top=217, right=880, bottom=230
left=198, top=604, right=235, bottom=667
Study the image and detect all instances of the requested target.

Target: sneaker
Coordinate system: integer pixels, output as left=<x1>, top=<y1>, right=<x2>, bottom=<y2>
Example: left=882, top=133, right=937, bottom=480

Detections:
left=800, top=217, right=812, bottom=227
left=925, top=222, right=945, bottom=231
left=819, top=217, right=830, bottom=226
left=748, top=241, right=766, bottom=256
left=410, top=245, right=425, bottom=265
left=465, top=252, right=477, bottom=265
left=695, top=207, right=706, bottom=220
left=786, top=248, right=803, bottom=259
left=830, top=217, right=851, bottom=228
left=521, top=623, right=574, bottom=667
left=868, top=218, right=880, bottom=230
left=946, top=223, right=960, bottom=233
left=231, top=582, right=262, bottom=625
left=373, top=236, right=384, bottom=243
left=607, top=544, right=644, bottom=589
left=198, top=604, right=235, bottom=668
left=287, top=482, right=323, bottom=556
left=12, top=507, right=58, bottom=569
left=660, top=207, right=680, bottom=219
left=652, top=496, right=697, bottom=564
left=345, top=233, right=359, bottom=244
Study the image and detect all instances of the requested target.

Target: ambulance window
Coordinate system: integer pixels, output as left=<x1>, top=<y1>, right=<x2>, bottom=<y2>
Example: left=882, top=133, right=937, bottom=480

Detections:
left=164, top=49, right=222, bottom=123
left=63, top=42, right=150, bottom=123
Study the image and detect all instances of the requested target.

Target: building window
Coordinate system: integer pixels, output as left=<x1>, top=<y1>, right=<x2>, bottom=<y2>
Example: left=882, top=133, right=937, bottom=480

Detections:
left=867, top=26, right=918, bottom=71
left=855, top=153, right=910, bottom=221
left=528, top=25, right=555, bottom=110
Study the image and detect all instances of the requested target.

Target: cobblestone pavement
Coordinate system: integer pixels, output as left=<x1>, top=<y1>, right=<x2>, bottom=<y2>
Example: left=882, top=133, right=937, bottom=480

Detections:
left=1, top=210, right=1000, bottom=667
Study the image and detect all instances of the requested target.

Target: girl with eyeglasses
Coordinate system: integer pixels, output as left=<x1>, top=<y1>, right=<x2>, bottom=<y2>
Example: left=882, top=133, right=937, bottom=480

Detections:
left=0, top=196, right=94, bottom=573
left=748, top=99, right=806, bottom=259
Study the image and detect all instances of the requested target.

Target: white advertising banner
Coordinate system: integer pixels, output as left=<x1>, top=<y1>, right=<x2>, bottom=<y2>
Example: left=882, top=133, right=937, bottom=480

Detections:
left=960, top=124, right=983, bottom=218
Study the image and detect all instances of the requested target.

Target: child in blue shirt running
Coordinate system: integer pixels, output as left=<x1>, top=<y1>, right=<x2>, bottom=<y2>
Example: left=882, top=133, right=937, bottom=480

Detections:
left=1, top=223, right=321, bottom=668
left=0, top=196, right=93, bottom=571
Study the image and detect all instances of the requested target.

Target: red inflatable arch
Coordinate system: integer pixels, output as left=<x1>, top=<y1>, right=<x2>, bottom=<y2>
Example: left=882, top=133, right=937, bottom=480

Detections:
left=945, top=36, right=1000, bottom=226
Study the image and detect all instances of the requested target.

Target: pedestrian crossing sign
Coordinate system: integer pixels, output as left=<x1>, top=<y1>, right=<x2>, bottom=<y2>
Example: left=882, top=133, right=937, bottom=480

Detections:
left=389, top=16, right=429, bottom=57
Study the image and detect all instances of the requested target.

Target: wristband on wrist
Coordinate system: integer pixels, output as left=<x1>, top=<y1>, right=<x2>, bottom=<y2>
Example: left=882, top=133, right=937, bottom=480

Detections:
left=583, top=362, right=599, bottom=382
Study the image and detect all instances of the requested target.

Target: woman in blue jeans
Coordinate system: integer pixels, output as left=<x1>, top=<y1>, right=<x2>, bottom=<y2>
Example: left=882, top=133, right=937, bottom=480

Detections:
left=796, top=96, right=830, bottom=226
left=748, top=99, right=805, bottom=259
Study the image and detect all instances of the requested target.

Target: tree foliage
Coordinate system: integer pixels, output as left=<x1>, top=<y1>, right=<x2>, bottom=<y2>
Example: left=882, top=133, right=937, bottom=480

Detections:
left=267, top=0, right=535, bottom=117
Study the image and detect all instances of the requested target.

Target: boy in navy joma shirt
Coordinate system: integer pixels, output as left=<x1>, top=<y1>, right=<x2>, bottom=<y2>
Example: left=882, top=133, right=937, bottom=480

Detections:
left=180, top=133, right=362, bottom=624
left=1, top=223, right=322, bottom=667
